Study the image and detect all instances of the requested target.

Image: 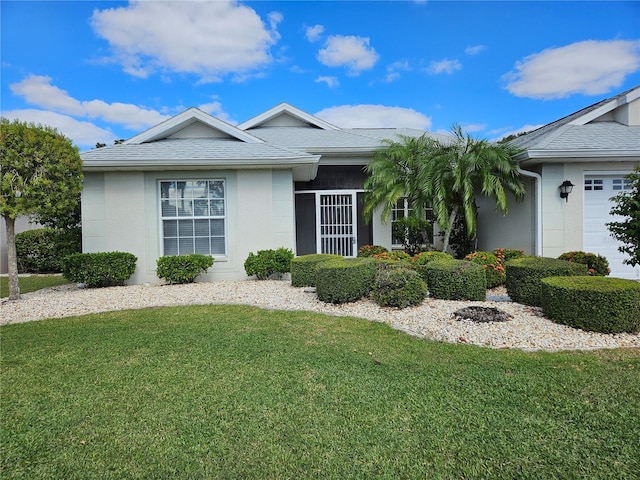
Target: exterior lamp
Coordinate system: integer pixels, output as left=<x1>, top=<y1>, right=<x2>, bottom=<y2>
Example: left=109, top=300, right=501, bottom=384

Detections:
left=559, top=180, right=574, bottom=202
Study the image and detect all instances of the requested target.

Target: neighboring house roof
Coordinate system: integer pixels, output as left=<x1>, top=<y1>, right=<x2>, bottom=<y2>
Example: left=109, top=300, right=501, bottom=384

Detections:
left=512, top=86, right=640, bottom=164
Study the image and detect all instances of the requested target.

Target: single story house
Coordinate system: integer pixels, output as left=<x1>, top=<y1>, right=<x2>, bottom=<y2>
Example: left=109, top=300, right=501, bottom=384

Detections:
left=80, top=89, right=639, bottom=283
left=80, top=103, right=448, bottom=284
left=477, top=85, right=639, bottom=279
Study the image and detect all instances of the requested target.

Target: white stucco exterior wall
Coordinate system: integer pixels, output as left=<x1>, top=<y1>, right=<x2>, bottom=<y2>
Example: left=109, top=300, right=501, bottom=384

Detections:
left=82, top=169, right=297, bottom=284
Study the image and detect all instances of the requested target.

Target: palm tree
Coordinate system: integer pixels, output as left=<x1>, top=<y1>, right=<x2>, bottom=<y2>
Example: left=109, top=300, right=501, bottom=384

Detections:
left=362, top=134, right=435, bottom=246
left=420, top=125, right=526, bottom=253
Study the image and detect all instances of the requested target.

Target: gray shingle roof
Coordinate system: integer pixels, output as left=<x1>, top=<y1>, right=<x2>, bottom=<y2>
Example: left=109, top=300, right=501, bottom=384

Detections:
left=511, top=86, right=640, bottom=158
left=82, top=138, right=318, bottom=169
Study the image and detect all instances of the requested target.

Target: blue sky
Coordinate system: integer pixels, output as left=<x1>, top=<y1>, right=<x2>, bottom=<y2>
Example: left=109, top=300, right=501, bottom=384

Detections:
left=2, top=1, right=639, bottom=150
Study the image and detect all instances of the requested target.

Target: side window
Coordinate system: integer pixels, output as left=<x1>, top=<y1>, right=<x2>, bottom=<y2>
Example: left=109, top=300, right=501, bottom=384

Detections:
left=160, top=180, right=226, bottom=256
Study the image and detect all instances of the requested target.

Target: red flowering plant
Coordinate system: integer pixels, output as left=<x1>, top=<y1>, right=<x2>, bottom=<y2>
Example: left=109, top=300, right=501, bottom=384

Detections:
left=357, top=245, right=388, bottom=258
left=558, top=251, right=610, bottom=276
left=464, top=251, right=506, bottom=288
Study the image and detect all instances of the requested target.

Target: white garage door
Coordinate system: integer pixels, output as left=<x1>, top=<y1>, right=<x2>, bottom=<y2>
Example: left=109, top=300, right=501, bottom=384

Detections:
left=584, top=175, right=639, bottom=280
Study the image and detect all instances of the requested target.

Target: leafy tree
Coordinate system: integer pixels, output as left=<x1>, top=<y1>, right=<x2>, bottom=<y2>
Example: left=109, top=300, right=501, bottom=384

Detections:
left=363, top=134, right=435, bottom=247
left=420, top=125, right=526, bottom=253
left=1, top=118, right=83, bottom=300
left=607, top=166, right=640, bottom=267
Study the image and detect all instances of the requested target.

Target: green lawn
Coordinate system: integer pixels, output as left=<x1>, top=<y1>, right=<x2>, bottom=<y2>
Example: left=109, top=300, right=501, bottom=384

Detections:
left=1, top=305, right=639, bottom=479
left=0, top=275, right=70, bottom=298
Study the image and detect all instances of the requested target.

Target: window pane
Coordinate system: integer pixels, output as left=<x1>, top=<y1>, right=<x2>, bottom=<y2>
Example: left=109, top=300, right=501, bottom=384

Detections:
left=211, top=237, right=225, bottom=254
left=211, top=219, right=225, bottom=236
left=194, top=199, right=208, bottom=216
left=164, top=238, right=178, bottom=256
left=195, top=237, right=210, bottom=254
left=210, top=200, right=224, bottom=216
left=178, top=219, right=194, bottom=236
left=178, top=199, right=194, bottom=216
left=194, top=219, right=210, bottom=236
left=163, top=220, right=177, bottom=237
left=209, top=181, right=224, bottom=198
left=179, top=238, right=194, bottom=254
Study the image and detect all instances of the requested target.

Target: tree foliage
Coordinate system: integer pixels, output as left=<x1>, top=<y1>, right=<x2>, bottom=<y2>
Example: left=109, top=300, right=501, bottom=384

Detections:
left=1, top=118, right=83, bottom=299
left=607, top=166, right=640, bottom=267
left=363, top=127, right=526, bottom=254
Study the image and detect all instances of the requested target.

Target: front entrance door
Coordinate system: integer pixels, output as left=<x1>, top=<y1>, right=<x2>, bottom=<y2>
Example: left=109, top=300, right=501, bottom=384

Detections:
left=318, top=192, right=357, bottom=256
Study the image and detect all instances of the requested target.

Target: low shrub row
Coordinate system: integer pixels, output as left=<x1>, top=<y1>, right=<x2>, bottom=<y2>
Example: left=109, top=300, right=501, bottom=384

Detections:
left=316, top=258, right=378, bottom=304
left=506, top=257, right=588, bottom=307
left=541, top=276, right=640, bottom=333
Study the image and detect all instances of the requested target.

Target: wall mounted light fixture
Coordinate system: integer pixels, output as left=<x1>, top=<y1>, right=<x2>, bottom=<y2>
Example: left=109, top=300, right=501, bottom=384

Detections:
left=559, top=180, right=574, bottom=202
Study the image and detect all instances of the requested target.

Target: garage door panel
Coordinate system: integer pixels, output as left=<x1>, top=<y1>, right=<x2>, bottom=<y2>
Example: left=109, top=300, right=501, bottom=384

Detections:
left=584, top=175, right=639, bottom=280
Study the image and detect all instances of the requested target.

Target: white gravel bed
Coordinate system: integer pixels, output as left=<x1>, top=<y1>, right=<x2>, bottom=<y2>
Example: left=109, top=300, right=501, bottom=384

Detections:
left=1, top=280, right=639, bottom=352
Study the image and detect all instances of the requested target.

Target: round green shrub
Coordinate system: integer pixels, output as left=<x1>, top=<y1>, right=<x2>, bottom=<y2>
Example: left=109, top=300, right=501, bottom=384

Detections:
left=63, top=252, right=137, bottom=288
left=156, top=254, right=214, bottom=284
left=316, top=258, right=377, bottom=304
left=244, top=247, right=294, bottom=280
left=506, top=257, right=588, bottom=307
left=541, top=276, right=640, bottom=333
left=411, top=251, right=454, bottom=283
left=371, top=267, right=427, bottom=308
left=423, top=260, right=486, bottom=301
left=357, top=245, right=388, bottom=257
left=15, top=227, right=81, bottom=273
left=558, top=251, right=610, bottom=276
left=290, top=254, right=342, bottom=287
left=464, top=251, right=505, bottom=288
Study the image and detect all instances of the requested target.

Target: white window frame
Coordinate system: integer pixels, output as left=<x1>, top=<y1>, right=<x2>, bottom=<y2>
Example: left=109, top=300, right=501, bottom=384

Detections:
left=159, top=179, right=227, bottom=258
left=391, top=198, right=433, bottom=248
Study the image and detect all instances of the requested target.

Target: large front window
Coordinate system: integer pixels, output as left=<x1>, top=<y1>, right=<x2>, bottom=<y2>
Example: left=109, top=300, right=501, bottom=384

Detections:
left=392, top=198, right=433, bottom=247
left=160, top=180, right=226, bottom=256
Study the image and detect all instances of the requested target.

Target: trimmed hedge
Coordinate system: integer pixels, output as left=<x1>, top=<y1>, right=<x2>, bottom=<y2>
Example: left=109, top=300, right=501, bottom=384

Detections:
left=411, top=251, right=454, bottom=283
left=244, top=248, right=294, bottom=280
left=423, top=260, right=486, bottom=301
left=15, top=227, right=81, bottom=273
left=316, top=258, right=377, bottom=304
left=506, top=257, right=588, bottom=307
left=156, top=254, right=214, bottom=284
left=63, top=252, right=137, bottom=288
left=541, top=276, right=640, bottom=333
left=290, top=254, right=342, bottom=287
left=371, top=267, right=427, bottom=308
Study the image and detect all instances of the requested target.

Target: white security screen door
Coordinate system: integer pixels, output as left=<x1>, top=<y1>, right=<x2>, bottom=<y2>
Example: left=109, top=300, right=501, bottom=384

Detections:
left=317, top=192, right=357, bottom=256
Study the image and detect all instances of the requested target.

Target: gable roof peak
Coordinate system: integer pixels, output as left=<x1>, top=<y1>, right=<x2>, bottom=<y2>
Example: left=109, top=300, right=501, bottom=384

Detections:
left=238, top=102, right=340, bottom=131
left=125, top=106, right=264, bottom=145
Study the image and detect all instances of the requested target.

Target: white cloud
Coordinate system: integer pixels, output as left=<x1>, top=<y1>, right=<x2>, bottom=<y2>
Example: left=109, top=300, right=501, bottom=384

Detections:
left=1, top=109, right=117, bottom=148
left=315, top=104, right=432, bottom=130
left=384, top=60, right=411, bottom=83
left=10, top=75, right=168, bottom=131
left=315, top=76, right=339, bottom=88
left=503, top=40, right=640, bottom=99
left=91, top=1, right=281, bottom=79
left=317, top=35, right=379, bottom=75
left=197, top=101, right=237, bottom=124
left=9, top=75, right=85, bottom=116
left=465, top=45, right=486, bottom=56
left=460, top=123, right=487, bottom=133
left=426, top=58, right=462, bottom=75
left=82, top=100, right=167, bottom=130
left=306, top=25, right=324, bottom=42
